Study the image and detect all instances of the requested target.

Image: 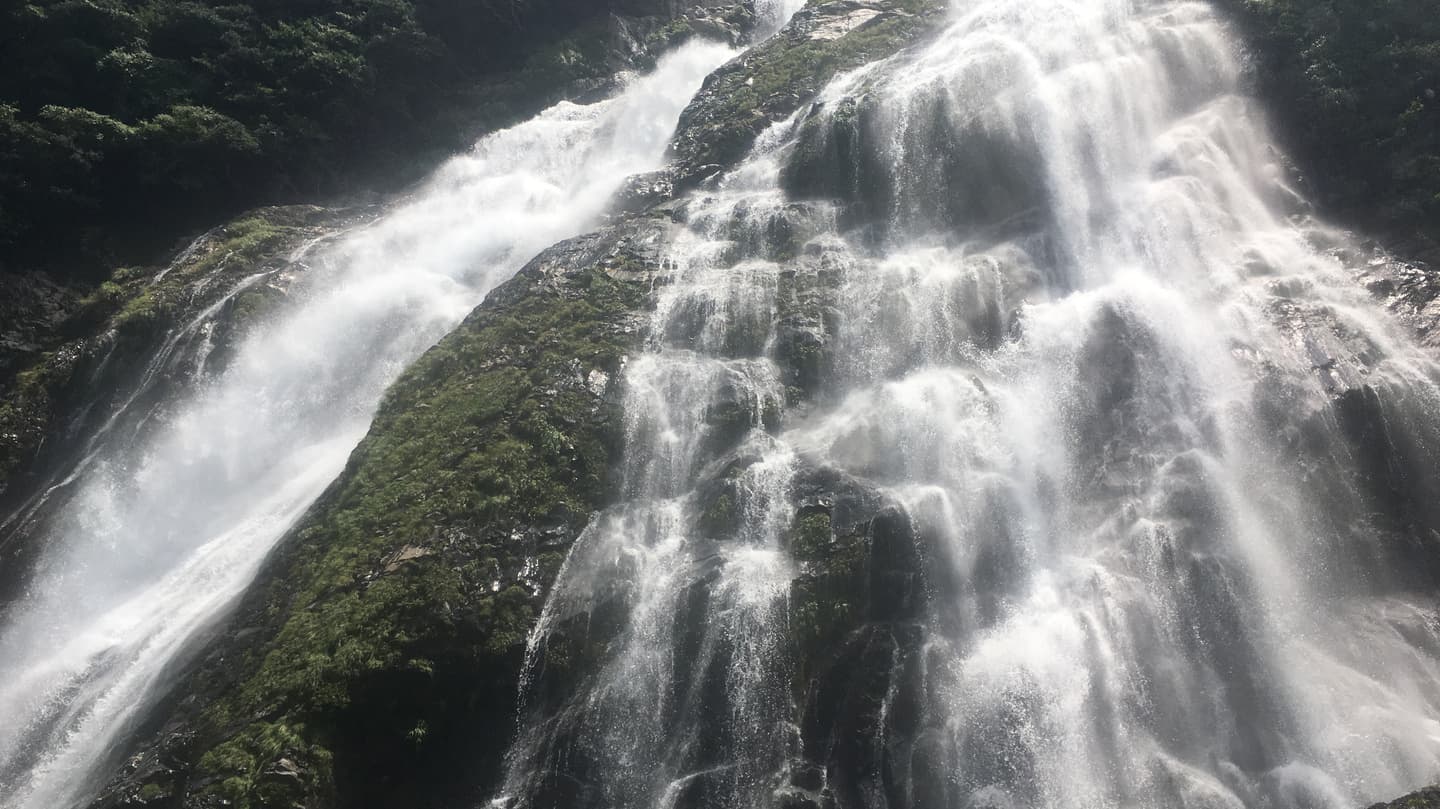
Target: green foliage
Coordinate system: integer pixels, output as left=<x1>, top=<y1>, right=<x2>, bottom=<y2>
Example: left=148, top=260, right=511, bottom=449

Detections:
left=196, top=721, right=335, bottom=808
left=1222, top=0, right=1440, bottom=239
left=0, top=0, right=624, bottom=277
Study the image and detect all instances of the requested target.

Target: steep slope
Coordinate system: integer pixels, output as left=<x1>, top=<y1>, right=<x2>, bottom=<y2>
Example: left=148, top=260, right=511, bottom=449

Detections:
left=0, top=7, right=763, bottom=809
left=78, top=3, right=947, bottom=808
left=1218, top=0, right=1440, bottom=255
left=6, top=0, right=1440, bottom=807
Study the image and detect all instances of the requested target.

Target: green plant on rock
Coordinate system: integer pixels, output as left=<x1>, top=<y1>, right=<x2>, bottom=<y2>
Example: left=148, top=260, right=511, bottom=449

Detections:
left=671, top=0, right=947, bottom=186
left=787, top=508, right=868, bottom=699
left=180, top=234, right=658, bottom=807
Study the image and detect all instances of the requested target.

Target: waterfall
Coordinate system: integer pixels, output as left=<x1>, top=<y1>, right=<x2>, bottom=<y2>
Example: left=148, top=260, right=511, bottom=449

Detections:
left=0, top=36, right=757, bottom=809
left=501, top=1, right=1440, bottom=808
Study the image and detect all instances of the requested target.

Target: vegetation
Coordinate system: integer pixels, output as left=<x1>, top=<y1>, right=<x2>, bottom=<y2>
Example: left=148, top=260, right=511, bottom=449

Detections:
left=670, top=0, right=946, bottom=187
left=0, top=205, right=331, bottom=503
left=1222, top=0, right=1440, bottom=243
left=787, top=507, right=867, bottom=699
left=141, top=224, right=667, bottom=809
left=0, top=0, right=625, bottom=279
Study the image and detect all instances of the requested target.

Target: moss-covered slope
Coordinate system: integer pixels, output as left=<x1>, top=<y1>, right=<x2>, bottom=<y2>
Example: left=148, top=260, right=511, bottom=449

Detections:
left=0, top=205, right=362, bottom=604
left=91, top=218, right=674, bottom=809
left=670, top=0, right=946, bottom=188
left=85, top=2, right=958, bottom=806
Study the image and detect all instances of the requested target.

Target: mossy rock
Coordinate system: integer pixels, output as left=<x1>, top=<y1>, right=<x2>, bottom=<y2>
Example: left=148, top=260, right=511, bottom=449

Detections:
left=94, top=219, right=671, bottom=809
left=669, top=0, right=947, bottom=189
left=0, top=206, right=355, bottom=609
left=1368, top=787, right=1440, bottom=809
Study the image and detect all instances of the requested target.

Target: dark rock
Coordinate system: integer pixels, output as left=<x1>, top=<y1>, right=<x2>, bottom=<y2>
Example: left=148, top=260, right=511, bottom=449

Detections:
left=85, top=218, right=672, bottom=809
left=669, top=0, right=948, bottom=190
left=611, top=169, right=678, bottom=215
left=1366, top=786, right=1440, bottom=809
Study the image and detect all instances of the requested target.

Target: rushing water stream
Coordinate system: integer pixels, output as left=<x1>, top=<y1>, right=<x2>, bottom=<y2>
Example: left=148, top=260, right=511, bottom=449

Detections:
left=499, top=1, right=1440, bottom=808
left=4, top=0, right=1440, bottom=806
left=0, top=32, right=767, bottom=809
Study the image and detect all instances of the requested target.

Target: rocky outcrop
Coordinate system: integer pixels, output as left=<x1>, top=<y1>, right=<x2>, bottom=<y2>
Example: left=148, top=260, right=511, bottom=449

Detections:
left=90, top=216, right=674, bottom=809
left=0, top=205, right=367, bottom=605
left=1368, top=787, right=1440, bottom=809
left=0, top=272, right=83, bottom=384
left=79, top=2, right=964, bottom=804
left=669, top=0, right=947, bottom=189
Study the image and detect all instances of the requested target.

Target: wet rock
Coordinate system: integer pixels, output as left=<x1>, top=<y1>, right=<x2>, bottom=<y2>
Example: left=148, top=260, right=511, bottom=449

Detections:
left=0, top=271, right=83, bottom=386
left=86, top=217, right=671, bottom=809
left=1366, top=786, right=1440, bottom=809
left=669, top=0, right=948, bottom=190
left=611, top=169, right=678, bottom=215
left=1353, top=247, right=1440, bottom=353
left=0, top=205, right=363, bottom=610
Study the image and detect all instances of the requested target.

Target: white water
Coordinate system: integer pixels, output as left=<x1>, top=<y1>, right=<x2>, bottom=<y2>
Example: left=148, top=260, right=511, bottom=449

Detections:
left=0, top=37, right=747, bottom=809
left=503, top=1, right=1440, bottom=808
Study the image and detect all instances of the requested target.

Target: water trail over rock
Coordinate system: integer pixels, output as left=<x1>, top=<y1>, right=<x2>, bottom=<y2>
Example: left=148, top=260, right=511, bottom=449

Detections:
left=502, top=1, right=1440, bottom=807
left=0, top=39, right=744, bottom=809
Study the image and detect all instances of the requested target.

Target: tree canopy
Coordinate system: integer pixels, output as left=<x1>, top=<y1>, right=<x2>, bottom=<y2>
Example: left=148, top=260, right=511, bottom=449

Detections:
left=0, top=0, right=614, bottom=278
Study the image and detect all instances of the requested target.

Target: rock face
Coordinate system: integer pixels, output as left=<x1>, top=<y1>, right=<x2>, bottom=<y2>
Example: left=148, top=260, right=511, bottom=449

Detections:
left=1216, top=0, right=1440, bottom=250
left=88, top=218, right=673, bottom=809
left=1368, top=788, right=1440, bottom=809
left=26, top=0, right=1440, bottom=808
left=0, top=205, right=368, bottom=604
left=78, top=3, right=955, bottom=807
left=0, top=272, right=83, bottom=383
left=670, top=0, right=946, bottom=188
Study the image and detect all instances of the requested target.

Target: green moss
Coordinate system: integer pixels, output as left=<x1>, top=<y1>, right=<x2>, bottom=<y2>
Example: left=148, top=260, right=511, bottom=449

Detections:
left=787, top=508, right=866, bottom=698
left=195, top=721, right=334, bottom=808
left=0, top=348, right=82, bottom=496
left=185, top=231, right=658, bottom=806
left=671, top=0, right=946, bottom=186
left=0, top=207, right=328, bottom=502
left=789, top=510, right=834, bottom=560
left=61, top=209, right=307, bottom=340
left=646, top=18, right=699, bottom=51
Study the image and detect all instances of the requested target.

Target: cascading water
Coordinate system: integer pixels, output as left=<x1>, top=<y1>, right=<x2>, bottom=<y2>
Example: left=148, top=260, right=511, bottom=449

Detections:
left=0, top=36, right=758, bottom=809
left=501, top=1, right=1440, bottom=808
